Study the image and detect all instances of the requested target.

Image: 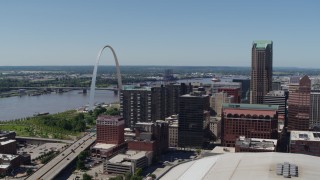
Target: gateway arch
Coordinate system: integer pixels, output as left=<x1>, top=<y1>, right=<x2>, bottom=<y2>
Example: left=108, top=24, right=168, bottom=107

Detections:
left=88, top=45, right=123, bottom=110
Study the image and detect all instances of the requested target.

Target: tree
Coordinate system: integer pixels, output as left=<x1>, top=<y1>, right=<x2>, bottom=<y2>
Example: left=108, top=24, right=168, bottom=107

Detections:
left=26, top=168, right=33, bottom=175
left=134, top=168, right=142, bottom=176
left=148, top=174, right=156, bottom=179
left=83, top=173, right=93, bottom=180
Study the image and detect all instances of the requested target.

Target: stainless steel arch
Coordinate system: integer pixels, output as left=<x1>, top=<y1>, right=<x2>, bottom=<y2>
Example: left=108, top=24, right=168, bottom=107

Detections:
left=88, top=45, right=123, bottom=110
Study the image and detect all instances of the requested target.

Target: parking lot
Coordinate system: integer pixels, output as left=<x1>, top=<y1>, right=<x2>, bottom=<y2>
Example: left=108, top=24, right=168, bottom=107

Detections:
left=18, top=142, right=67, bottom=160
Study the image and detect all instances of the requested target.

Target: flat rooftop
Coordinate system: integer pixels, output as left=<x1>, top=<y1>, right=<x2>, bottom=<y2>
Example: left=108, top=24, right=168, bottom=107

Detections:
left=108, top=150, right=148, bottom=164
left=291, top=131, right=320, bottom=141
left=236, top=137, right=277, bottom=151
left=222, top=103, right=279, bottom=111
left=122, top=85, right=151, bottom=91
left=92, top=143, right=116, bottom=150
left=0, top=139, right=15, bottom=145
left=161, top=152, right=320, bottom=180
left=0, top=153, right=19, bottom=161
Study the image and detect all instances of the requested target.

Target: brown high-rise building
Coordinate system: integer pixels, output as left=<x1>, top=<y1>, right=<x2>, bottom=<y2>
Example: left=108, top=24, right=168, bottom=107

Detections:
left=250, top=40, right=273, bottom=104
left=96, top=115, right=125, bottom=144
left=288, top=75, right=311, bottom=131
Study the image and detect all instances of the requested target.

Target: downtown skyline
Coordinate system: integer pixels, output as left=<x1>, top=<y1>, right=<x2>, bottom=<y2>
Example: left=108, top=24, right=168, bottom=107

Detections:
left=0, top=0, right=319, bottom=67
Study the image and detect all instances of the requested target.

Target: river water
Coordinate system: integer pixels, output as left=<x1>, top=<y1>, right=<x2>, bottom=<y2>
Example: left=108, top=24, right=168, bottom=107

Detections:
left=0, top=90, right=119, bottom=121
left=0, top=77, right=235, bottom=121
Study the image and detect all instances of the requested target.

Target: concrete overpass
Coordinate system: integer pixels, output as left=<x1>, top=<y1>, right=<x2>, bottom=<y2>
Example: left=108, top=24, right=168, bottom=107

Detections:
left=26, top=133, right=96, bottom=180
left=16, top=136, right=74, bottom=144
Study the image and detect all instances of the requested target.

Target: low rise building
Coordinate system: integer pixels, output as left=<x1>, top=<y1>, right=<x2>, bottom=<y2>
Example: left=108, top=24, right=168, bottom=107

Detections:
left=104, top=151, right=152, bottom=175
left=0, top=131, right=16, bottom=141
left=0, top=154, right=20, bottom=176
left=235, top=136, right=277, bottom=152
left=0, top=140, right=17, bottom=155
left=290, top=131, right=320, bottom=156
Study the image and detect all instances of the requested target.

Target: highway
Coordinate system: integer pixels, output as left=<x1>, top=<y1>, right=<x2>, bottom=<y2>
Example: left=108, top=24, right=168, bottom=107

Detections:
left=16, top=136, right=74, bottom=144
left=26, top=133, right=96, bottom=180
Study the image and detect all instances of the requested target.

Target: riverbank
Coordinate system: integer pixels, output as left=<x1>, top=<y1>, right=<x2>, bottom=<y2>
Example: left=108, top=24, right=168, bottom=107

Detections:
left=0, top=110, right=89, bottom=140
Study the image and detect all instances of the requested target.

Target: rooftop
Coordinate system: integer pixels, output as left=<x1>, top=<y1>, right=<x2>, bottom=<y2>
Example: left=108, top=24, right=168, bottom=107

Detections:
left=0, top=139, right=16, bottom=146
left=253, top=40, right=273, bottom=49
left=222, top=103, right=278, bottom=111
left=122, top=85, right=151, bottom=91
left=108, top=150, right=149, bottom=164
left=92, top=143, right=117, bottom=150
left=161, top=152, right=320, bottom=180
left=291, top=131, right=320, bottom=141
left=236, top=137, right=277, bottom=151
left=0, top=153, right=19, bottom=161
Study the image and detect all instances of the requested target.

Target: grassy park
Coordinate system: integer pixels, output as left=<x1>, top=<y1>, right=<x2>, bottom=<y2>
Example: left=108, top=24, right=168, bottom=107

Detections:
left=0, top=106, right=119, bottom=140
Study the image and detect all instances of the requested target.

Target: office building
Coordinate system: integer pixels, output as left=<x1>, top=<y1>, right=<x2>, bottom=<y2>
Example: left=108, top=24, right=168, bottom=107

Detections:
left=218, top=87, right=241, bottom=103
left=104, top=150, right=153, bottom=175
left=166, top=115, right=179, bottom=147
left=221, top=103, right=278, bottom=147
left=264, top=90, right=288, bottom=128
left=128, top=121, right=169, bottom=158
left=0, top=154, right=20, bottom=176
left=310, top=91, right=320, bottom=128
left=0, top=140, right=17, bottom=155
left=290, top=131, right=320, bottom=157
left=0, top=131, right=16, bottom=141
left=212, top=82, right=241, bottom=94
left=178, top=92, right=210, bottom=148
left=210, top=92, right=234, bottom=116
left=288, top=75, right=311, bottom=131
left=235, top=136, right=277, bottom=152
left=96, top=115, right=124, bottom=144
left=233, top=78, right=250, bottom=102
left=250, top=40, right=273, bottom=104
left=272, top=81, right=282, bottom=91
left=120, top=83, right=192, bottom=127
left=209, top=117, right=221, bottom=139
left=120, top=85, right=152, bottom=127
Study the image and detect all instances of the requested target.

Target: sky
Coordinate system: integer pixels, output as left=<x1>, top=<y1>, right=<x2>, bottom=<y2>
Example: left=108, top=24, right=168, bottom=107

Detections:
left=0, top=0, right=319, bottom=67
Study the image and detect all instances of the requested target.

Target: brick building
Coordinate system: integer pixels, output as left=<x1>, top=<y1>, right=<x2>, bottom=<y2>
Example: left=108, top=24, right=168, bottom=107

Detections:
left=218, top=87, right=241, bottom=103
left=96, top=115, right=124, bottom=144
left=222, top=103, right=278, bottom=147
left=0, top=140, right=17, bottom=155
left=120, top=83, right=192, bottom=127
left=288, top=75, right=311, bottom=131
left=290, top=131, right=320, bottom=157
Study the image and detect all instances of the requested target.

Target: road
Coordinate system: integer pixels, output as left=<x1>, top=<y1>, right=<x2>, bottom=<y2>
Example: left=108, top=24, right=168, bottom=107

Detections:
left=26, top=133, right=96, bottom=180
left=16, top=136, right=74, bottom=144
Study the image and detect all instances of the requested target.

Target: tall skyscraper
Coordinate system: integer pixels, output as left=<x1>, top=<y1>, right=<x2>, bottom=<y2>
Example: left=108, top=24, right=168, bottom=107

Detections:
left=250, top=40, right=273, bottom=104
left=288, top=75, right=311, bottom=131
left=120, top=83, right=192, bottom=127
left=310, top=91, right=320, bottom=129
left=178, top=92, right=210, bottom=148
